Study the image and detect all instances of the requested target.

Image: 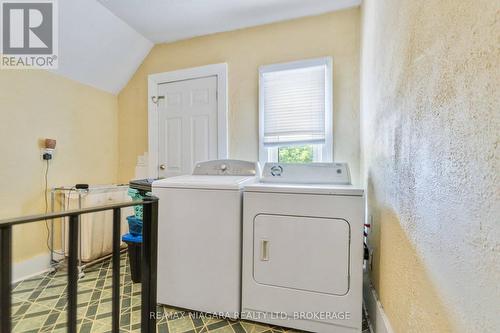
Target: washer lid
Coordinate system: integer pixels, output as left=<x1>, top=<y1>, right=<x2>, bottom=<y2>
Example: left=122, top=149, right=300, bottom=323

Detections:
left=244, top=182, right=364, bottom=196
left=153, top=175, right=256, bottom=190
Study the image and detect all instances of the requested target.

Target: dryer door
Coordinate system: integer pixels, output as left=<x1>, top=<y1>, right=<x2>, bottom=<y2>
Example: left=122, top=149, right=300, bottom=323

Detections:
left=253, top=214, right=350, bottom=295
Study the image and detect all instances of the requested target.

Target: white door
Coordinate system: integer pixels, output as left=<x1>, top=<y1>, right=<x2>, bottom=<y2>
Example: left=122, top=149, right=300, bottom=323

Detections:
left=157, top=76, right=218, bottom=178
left=253, top=214, right=350, bottom=295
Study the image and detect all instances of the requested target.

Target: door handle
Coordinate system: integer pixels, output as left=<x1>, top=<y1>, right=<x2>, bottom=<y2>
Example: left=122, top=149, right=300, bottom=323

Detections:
left=260, top=240, right=269, bottom=261
left=159, top=164, right=167, bottom=170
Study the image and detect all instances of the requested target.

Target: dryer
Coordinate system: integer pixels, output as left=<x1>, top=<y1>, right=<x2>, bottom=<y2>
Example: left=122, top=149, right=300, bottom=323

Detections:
left=241, top=163, right=364, bottom=333
left=153, top=160, right=259, bottom=318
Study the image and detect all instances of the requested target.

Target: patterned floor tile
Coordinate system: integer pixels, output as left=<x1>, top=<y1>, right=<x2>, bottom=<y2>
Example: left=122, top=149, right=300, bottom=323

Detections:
left=10, top=253, right=371, bottom=333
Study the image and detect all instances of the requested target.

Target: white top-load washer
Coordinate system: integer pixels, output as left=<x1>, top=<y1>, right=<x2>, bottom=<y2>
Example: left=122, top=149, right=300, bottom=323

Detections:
left=153, top=160, right=259, bottom=318
left=242, top=163, right=365, bottom=333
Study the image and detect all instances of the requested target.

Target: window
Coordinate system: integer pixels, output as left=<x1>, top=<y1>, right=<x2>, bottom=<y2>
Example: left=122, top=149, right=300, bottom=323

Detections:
left=259, top=57, right=333, bottom=163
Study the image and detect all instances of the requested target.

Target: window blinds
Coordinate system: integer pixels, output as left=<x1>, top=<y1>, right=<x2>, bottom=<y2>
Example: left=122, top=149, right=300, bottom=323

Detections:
left=262, top=65, right=326, bottom=147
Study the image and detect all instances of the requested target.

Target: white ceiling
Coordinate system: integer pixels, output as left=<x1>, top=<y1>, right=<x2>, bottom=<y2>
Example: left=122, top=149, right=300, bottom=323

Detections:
left=51, top=0, right=360, bottom=94
left=97, top=0, right=362, bottom=43
left=51, top=0, right=153, bottom=94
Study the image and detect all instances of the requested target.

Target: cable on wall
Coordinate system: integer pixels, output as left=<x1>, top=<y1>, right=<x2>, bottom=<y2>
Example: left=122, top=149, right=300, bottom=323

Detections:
left=44, top=159, right=64, bottom=256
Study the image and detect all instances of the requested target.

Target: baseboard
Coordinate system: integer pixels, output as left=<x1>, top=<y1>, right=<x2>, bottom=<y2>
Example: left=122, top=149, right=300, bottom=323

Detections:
left=363, top=272, right=394, bottom=333
left=13, top=251, right=64, bottom=283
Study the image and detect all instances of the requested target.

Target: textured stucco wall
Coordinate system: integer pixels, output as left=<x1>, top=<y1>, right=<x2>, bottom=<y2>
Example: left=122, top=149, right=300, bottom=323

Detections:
left=361, top=0, right=499, bottom=332
left=118, top=9, right=361, bottom=184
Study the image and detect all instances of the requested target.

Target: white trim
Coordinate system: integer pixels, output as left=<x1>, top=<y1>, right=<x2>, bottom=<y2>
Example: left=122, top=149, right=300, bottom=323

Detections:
left=13, top=251, right=64, bottom=283
left=324, top=57, right=333, bottom=162
left=147, top=63, right=228, bottom=178
left=363, top=272, right=395, bottom=333
left=258, top=57, right=333, bottom=163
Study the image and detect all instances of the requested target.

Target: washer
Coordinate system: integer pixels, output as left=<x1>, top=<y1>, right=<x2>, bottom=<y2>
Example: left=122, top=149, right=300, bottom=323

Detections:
left=153, top=160, right=259, bottom=318
left=242, top=163, right=364, bottom=333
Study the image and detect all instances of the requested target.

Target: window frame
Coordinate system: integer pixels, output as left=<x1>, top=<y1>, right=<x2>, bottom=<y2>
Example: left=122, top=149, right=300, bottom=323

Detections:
left=258, top=57, right=333, bottom=164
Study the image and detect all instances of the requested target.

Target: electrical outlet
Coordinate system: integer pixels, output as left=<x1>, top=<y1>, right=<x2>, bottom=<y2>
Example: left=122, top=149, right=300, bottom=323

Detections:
left=41, top=148, right=55, bottom=160
left=40, top=148, right=48, bottom=160
left=366, top=215, right=374, bottom=235
left=369, top=248, right=374, bottom=271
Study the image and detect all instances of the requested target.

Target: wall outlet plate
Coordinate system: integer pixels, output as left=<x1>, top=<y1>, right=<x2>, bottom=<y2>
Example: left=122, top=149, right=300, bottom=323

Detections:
left=366, top=215, right=374, bottom=235
left=369, top=248, right=374, bottom=271
left=41, top=148, right=55, bottom=160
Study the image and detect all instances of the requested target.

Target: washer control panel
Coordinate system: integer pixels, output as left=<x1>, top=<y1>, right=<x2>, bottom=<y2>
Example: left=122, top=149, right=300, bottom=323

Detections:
left=261, top=163, right=351, bottom=185
left=193, top=159, right=260, bottom=176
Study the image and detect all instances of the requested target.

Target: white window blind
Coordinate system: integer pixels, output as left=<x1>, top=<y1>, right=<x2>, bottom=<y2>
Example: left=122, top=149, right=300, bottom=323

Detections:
left=262, top=65, right=326, bottom=147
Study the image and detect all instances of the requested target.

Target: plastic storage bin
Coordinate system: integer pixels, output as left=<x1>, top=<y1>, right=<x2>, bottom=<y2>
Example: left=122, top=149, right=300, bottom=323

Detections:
left=122, top=233, right=142, bottom=283
left=127, top=188, right=144, bottom=219
left=126, top=215, right=143, bottom=236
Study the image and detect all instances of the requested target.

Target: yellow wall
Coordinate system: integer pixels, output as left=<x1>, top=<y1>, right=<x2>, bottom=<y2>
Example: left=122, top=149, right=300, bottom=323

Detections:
left=118, top=9, right=361, bottom=184
left=361, top=0, right=499, bottom=332
left=0, top=70, right=118, bottom=262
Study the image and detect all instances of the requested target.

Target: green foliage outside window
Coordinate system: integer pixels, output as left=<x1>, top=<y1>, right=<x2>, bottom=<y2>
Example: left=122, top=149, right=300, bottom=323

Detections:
left=278, top=145, right=313, bottom=163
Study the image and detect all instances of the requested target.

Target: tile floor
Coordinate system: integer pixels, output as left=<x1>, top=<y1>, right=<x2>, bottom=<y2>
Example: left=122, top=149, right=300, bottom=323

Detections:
left=11, top=254, right=370, bottom=332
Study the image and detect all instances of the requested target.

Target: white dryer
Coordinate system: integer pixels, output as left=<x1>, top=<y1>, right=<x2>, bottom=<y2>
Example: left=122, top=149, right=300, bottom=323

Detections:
left=153, top=160, right=259, bottom=318
left=242, top=163, right=364, bottom=333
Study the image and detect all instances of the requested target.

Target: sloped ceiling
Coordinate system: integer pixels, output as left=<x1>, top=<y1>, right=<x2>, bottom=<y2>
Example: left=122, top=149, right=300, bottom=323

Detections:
left=53, top=0, right=361, bottom=94
left=98, top=0, right=362, bottom=43
left=52, top=0, right=153, bottom=94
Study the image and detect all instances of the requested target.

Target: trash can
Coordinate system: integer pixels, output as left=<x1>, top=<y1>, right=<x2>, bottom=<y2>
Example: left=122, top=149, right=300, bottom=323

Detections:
left=126, top=215, right=143, bottom=236
left=122, top=233, right=142, bottom=283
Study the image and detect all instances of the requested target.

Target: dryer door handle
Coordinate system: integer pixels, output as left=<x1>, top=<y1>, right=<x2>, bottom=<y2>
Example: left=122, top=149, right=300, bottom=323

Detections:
left=260, top=240, right=269, bottom=261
